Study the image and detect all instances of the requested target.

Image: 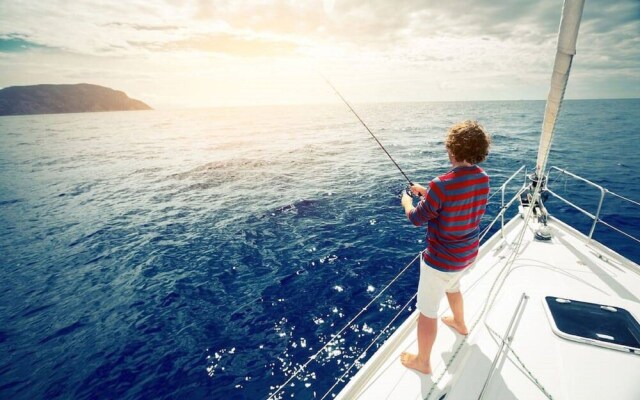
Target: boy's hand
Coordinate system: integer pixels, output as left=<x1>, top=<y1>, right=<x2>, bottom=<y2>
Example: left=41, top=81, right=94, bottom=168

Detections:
left=401, top=191, right=413, bottom=208
left=410, top=183, right=427, bottom=197
left=401, top=191, right=414, bottom=218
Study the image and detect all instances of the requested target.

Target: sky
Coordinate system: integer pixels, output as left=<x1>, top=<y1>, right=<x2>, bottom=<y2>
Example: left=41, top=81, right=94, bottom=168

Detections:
left=0, top=0, right=638, bottom=108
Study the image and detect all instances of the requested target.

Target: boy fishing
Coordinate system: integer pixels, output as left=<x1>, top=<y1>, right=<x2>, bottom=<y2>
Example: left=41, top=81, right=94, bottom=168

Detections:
left=400, top=120, right=491, bottom=374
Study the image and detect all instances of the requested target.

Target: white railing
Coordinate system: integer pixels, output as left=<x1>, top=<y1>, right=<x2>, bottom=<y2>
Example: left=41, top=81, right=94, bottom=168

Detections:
left=480, top=165, right=529, bottom=242
left=546, top=166, right=640, bottom=245
left=271, top=167, right=533, bottom=400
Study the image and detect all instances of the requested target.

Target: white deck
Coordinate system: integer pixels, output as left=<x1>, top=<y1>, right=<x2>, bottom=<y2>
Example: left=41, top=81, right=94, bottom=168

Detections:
left=336, top=213, right=640, bottom=400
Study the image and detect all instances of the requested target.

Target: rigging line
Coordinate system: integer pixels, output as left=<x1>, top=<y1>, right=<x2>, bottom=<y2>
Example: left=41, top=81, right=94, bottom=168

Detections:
left=479, top=224, right=493, bottom=242
left=317, top=173, right=523, bottom=399
left=320, top=74, right=413, bottom=185
left=606, top=190, right=640, bottom=207
left=480, top=192, right=512, bottom=239
left=485, top=325, right=554, bottom=399
left=426, top=187, right=539, bottom=399
left=486, top=189, right=501, bottom=203
left=266, top=254, right=420, bottom=400
left=479, top=187, right=528, bottom=243
left=320, top=292, right=417, bottom=400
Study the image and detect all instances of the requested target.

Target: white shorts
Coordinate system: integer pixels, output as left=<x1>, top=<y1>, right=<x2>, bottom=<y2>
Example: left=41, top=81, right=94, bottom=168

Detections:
left=416, top=256, right=464, bottom=319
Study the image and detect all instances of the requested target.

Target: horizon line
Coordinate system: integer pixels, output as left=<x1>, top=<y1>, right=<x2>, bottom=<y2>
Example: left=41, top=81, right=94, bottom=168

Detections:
left=153, top=96, right=640, bottom=111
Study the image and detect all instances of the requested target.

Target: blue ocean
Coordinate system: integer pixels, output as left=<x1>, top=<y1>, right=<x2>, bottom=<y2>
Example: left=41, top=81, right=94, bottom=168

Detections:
left=1, top=99, right=638, bottom=399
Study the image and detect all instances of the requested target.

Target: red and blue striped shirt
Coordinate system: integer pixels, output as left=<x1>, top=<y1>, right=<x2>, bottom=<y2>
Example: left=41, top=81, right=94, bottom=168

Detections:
left=409, top=165, right=489, bottom=272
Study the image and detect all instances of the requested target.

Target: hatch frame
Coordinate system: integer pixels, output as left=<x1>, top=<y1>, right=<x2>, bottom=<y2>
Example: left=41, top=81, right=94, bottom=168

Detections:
left=543, top=295, right=640, bottom=355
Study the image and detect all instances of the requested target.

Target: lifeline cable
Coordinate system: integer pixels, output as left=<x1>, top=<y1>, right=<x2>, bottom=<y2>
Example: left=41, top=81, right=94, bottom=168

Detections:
left=321, top=74, right=414, bottom=186
left=266, top=254, right=420, bottom=400
left=424, top=175, right=547, bottom=400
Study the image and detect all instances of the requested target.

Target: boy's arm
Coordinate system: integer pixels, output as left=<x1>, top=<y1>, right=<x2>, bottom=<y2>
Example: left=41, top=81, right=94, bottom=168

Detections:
left=401, top=192, right=414, bottom=219
left=402, top=180, right=443, bottom=226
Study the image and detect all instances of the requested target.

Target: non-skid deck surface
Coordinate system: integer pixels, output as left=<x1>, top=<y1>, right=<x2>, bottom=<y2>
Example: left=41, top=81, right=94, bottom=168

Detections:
left=337, top=216, right=640, bottom=400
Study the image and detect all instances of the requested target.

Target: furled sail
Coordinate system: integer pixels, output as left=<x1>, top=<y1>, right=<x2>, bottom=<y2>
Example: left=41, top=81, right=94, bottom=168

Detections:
left=535, top=0, right=585, bottom=177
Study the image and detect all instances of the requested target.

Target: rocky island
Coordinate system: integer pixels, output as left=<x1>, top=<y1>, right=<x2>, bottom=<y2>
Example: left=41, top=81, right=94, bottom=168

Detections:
left=0, top=83, right=152, bottom=116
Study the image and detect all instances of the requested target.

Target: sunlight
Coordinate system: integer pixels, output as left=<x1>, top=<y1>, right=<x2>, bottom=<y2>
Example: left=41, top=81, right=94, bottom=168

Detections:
left=0, top=1, right=637, bottom=106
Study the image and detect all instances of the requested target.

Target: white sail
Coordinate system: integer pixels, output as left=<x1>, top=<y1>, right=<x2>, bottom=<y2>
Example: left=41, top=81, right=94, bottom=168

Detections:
left=535, top=0, right=585, bottom=176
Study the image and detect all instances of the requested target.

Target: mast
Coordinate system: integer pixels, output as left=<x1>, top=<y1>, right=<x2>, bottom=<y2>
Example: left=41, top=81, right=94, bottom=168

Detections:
left=535, top=0, right=585, bottom=178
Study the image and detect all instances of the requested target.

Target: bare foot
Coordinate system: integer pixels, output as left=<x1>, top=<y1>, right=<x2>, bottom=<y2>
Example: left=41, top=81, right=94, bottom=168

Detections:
left=400, top=352, right=432, bottom=374
left=441, top=316, right=468, bottom=335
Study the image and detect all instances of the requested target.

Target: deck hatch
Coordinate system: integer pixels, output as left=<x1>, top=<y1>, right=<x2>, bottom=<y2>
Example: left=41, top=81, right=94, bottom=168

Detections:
left=544, top=296, right=640, bottom=353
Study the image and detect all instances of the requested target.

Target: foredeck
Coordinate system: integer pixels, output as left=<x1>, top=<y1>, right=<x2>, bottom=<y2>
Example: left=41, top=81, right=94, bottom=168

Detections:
left=336, top=214, right=640, bottom=400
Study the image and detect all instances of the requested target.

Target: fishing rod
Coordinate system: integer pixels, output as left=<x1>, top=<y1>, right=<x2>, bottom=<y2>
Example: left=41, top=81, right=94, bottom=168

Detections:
left=266, top=78, right=421, bottom=400
left=320, top=74, right=416, bottom=189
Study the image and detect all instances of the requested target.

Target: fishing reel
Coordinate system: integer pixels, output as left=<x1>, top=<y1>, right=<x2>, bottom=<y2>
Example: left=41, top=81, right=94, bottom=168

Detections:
left=404, top=184, right=423, bottom=199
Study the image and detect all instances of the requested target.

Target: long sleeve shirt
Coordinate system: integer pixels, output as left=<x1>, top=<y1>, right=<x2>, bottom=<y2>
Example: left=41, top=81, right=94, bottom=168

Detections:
left=409, top=165, right=490, bottom=272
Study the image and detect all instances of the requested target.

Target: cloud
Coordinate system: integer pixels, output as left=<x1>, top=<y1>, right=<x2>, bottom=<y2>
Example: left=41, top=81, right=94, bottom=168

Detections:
left=581, top=1, right=640, bottom=34
left=0, top=35, right=52, bottom=53
left=167, top=34, right=298, bottom=56
left=0, top=0, right=637, bottom=104
left=103, top=22, right=181, bottom=31
left=189, top=0, right=560, bottom=45
left=183, top=0, right=639, bottom=83
left=127, top=33, right=300, bottom=57
left=1, top=1, right=637, bottom=60
left=0, top=1, right=188, bottom=56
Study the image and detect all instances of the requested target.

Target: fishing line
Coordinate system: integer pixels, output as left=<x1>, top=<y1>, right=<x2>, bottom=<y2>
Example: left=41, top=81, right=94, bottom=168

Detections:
left=320, top=74, right=414, bottom=187
left=266, top=76, right=429, bottom=399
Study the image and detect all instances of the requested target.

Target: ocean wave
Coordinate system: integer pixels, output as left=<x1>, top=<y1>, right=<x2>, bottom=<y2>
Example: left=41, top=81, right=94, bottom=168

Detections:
left=0, top=198, right=23, bottom=206
left=1, top=100, right=638, bottom=400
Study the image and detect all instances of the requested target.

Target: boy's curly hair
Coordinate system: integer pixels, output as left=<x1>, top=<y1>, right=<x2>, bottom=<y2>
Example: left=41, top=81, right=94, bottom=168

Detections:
left=445, top=120, right=491, bottom=164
